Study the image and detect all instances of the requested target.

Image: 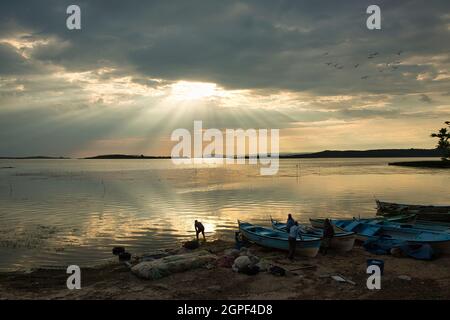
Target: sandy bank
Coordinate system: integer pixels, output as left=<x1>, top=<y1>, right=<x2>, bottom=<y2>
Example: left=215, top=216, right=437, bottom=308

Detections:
left=1, top=240, right=449, bottom=300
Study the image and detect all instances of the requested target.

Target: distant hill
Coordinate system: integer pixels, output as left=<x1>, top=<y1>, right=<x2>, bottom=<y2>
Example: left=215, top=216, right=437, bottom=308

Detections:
left=389, top=160, right=450, bottom=168
left=84, top=154, right=171, bottom=159
left=281, top=148, right=441, bottom=158
left=0, top=156, right=69, bottom=159
left=1, top=149, right=442, bottom=160
left=85, top=149, right=441, bottom=159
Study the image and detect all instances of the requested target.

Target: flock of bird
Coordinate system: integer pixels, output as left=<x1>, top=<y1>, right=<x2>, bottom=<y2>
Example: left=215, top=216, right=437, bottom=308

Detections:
left=322, top=50, right=404, bottom=80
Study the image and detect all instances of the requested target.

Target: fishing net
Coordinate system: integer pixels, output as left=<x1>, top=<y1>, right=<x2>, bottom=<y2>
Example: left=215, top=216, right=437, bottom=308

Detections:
left=132, top=250, right=217, bottom=280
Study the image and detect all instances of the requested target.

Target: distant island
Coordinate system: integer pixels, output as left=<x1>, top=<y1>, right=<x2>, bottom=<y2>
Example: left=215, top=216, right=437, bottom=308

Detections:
left=0, top=156, right=69, bottom=160
left=84, top=154, right=171, bottom=159
left=281, top=148, right=441, bottom=158
left=389, top=161, right=450, bottom=168
left=86, top=149, right=441, bottom=159
left=1, top=149, right=443, bottom=160
left=387, top=122, right=450, bottom=168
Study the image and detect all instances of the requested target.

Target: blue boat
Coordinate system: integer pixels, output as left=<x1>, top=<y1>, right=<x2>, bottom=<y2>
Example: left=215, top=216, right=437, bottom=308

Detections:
left=373, top=220, right=450, bottom=234
left=309, top=214, right=416, bottom=229
left=333, top=219, right=450, bottom=254
left=271, top=218, right=356, bottom=252
left=238, top=221, right=321, bottom=257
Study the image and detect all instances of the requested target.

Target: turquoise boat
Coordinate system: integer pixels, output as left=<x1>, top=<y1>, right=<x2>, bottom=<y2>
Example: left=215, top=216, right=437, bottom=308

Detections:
left=413, top=221, right=450, bottom=233
left=309, top=214, right=416, bottom=229
left=371, top=220, right=450, bottom=234
left=333, top=219, right=450, bottom=254
left=271, top=218, right=355, bottom=252
left=238, top=221, right=321, bottom=257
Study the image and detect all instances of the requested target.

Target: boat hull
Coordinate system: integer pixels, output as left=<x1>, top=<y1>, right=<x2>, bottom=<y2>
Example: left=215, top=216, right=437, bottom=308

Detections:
left=377, top=221, right=450, bottom=234
left=376, top=200, right=450, bottom=223
left=239, top=221, right=321, bottom=258
left=271, top=219, right=355, bottom=252
left=334, top=219, right=450, bottom=255
left=310, top=219, right=326, bottom=229
left=433, top=241, right=450, bottom=255
left=310, top=214, right=416, bottom=229
left=329, top=235, right=356, bottom=252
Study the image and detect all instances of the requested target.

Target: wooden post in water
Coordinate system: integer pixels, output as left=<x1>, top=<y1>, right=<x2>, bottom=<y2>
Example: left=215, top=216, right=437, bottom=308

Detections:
left=101, top=179, right=106, bottom=198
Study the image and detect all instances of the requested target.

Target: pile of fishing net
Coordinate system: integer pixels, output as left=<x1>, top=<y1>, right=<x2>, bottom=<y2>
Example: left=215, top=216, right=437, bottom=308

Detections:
left=132, top=250, right=217, bottom=280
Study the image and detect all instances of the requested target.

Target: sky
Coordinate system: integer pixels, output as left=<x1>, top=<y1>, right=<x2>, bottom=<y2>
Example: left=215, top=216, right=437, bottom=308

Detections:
left=0, top=0, right=449, bottom=157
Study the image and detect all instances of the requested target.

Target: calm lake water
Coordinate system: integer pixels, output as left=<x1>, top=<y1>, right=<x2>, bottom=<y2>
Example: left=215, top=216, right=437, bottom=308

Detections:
left=0, top=158, right=449, bottom=271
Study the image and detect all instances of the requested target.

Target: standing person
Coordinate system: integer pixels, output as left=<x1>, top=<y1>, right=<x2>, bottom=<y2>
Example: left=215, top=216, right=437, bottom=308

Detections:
left=194, top=220, right=206, bottom=241
left=321, top=218, right=335, bottom=255
left=286, top=214, right=295, bottom=233
left=288, top=221, right=301, bottom=260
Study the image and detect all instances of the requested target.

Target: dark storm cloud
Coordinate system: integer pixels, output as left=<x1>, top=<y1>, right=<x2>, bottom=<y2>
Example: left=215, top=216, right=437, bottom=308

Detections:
left=0, top=0, right=449, bottom=94
left=0, top=1, right=449, bottom=156
left=419, top=94, right=433, bottom=103
left=0, top=44, right=35, bottom=75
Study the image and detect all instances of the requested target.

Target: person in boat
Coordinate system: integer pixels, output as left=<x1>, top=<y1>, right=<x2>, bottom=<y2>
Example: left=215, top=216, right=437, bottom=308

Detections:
left=286, top=214, right=295, bottom=233
left=195, top=220, right=206, bottom=241
left=288, top=221, right=302, bottom=260
left=321, top=218, right=335, bottom=255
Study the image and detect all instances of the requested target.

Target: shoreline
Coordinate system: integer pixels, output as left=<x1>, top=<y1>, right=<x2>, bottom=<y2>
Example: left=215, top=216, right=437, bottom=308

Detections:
left=389, top=161, right=450, bottom=168
left=1, top=240, right=449, bottom=300
left=0, top=148, right=442, bottom=160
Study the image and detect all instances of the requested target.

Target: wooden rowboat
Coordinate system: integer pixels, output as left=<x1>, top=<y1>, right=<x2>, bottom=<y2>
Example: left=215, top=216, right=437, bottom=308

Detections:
left=238, top=221, right=321, bottom=257
left=376, top=200, right=450, bottom=223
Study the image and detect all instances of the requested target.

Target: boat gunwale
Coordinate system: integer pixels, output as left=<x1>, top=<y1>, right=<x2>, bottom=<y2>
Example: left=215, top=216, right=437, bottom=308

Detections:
left=334, top=220, right=450, bottom=243
left=376, top=200, right=450, bottom=209
left=270, top=218, right=355, bottom=238
left=310, top=214, right=416, bottom=224
left=238, top=220, right=321, bottom=243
